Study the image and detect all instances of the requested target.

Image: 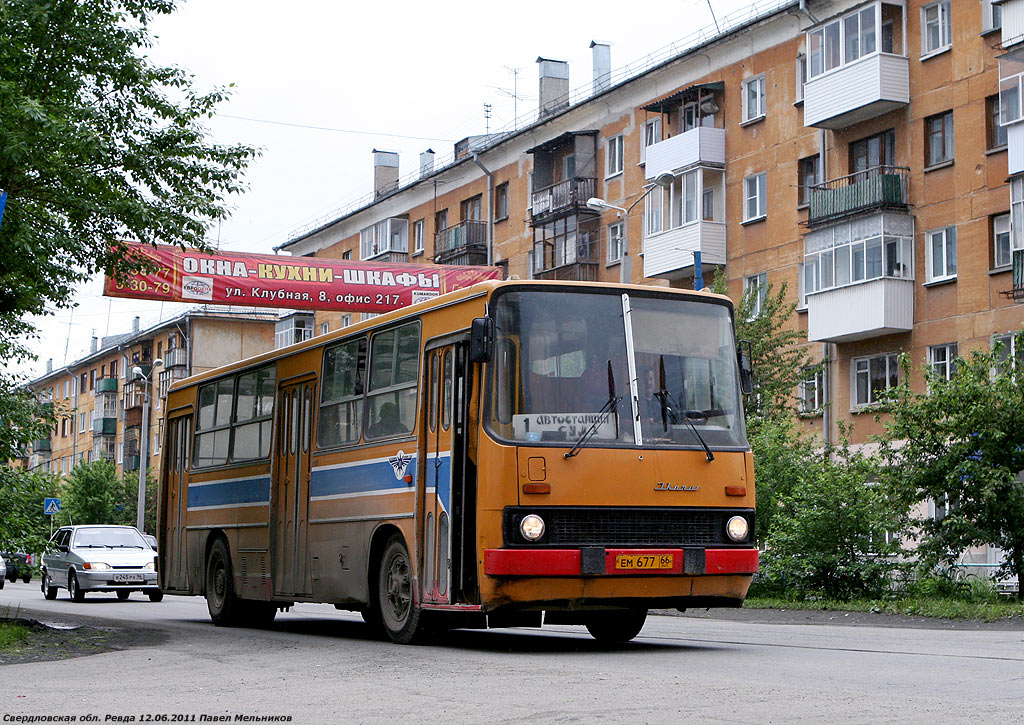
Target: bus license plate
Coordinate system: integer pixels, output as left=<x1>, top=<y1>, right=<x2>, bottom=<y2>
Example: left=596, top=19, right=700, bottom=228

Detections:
left=615, top=554, right=673, bottom=570
left=113, top=573, right=144, bottom=583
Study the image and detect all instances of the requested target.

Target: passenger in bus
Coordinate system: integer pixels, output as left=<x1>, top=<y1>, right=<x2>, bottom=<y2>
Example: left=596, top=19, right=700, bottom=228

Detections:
left=369, top=401, right=407, bottom=437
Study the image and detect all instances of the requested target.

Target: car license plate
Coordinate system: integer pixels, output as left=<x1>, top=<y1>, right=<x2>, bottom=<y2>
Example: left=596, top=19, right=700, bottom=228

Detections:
left=615, top=554, right=674, bottom=570
left=113, top=573, right=144, bottom=583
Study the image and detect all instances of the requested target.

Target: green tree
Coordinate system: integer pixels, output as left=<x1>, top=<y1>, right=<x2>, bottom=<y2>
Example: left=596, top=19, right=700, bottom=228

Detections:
left=0, top=466, right=57, bottom=555
left=121, top=467, right=158, bottom=533
left=0, top=0, right=255, bottom=545
left=62, top=459, right=135, bottom=525
left=878, top=335, right=1024, bottom=593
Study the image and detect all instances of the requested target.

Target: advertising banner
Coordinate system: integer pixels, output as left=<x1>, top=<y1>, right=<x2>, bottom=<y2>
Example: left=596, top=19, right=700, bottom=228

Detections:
left=103, top=243, right=501, bottom=313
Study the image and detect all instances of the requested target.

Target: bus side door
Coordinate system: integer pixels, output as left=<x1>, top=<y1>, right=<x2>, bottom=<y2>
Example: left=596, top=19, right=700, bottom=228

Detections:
left=159, top=412, right=192, bottom=592
left=272, top=378, right=315, bottom=597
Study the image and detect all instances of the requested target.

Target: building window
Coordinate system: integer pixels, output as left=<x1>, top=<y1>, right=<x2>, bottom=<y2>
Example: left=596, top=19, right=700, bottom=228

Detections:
left=742, top=74, right=766, bottom=122
left=928, top=343, right=958, bottom=383
left=607, top=221, right=624, bottom=264
left=562, top=154, right=575, bottom=180
left=341, top=314, right=352, bottom=329
left=359, top=217, right=408, bottom=260
left=798, top=155, right=820, bottom=207
left=807, top=4, right=887, bottom=80
left=89, top=369, right=96, bottom=391
left=987, top=95, right=1007, bottom=151
left=643, top=118, right=661, bottom=160
left=412, top=219, right=425, bottom=253
left=494, top=183, right=509, bottom=221
left=743, top=173, right=767, bottom=222
left=435, top=209, right=448, bottom=234
left=1000, top=53, right=1024, bottom=125
left=1012, top=179, right=1024, bottom=264
left=921, top=1, right=951, bottom=56
left=795, top=53, right=806, bottom=103
left=994, top=213, right=1012, bottom=269
left=743, top=272, right=767, bottom=319
left=79, top=412, right=87, bottom=430
left=798, top=366, right=823, bottom=413
left=605, top=135, right=624, bottom=177
left=984, top=0, right=1002, bottom=31
left=460, top=195, right=482, bottom=221
left=803, top=216, right=914, bottom=296
left=320, top=322, right=329, bottom=336
left=342, top=250, right=352, bottom=261
left=852, top=352, right=899, bottom=407
left=993, top=331, right=1023, bottom=371
left=925, top=111, right=954, bottom=167
left=926, top=226, right=957, bottom=282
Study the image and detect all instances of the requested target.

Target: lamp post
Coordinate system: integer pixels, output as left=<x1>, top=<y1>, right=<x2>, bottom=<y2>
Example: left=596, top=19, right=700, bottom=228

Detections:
left=132, top=359, right=162, bottom=533
left=587, top=171, right=674, bottom=284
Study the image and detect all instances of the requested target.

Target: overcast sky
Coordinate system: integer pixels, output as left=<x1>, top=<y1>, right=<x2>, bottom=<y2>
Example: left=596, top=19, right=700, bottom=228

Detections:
left=15, top=0, right=761, bottom=379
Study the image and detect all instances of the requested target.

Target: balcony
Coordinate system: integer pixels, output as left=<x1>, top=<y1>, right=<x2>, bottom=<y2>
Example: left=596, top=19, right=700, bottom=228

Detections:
left=123, top=379, right=145, bottom=411
left=365, top=251, right=409, bottom=264
left=1003, top=249, right=1024, bottom=302
left=530, top=177, right=596, bottom=224
left=533, top=235, right=600, bottom=282
left=34, top=436, right=51, bottom=453
left=91, top=415, right=116, bottom=436
left=807, top=277, right=913, bottom=343
left=96, top=377, right=118, bottom=393
left=434, top=220, right=487, bottom=266
left=164, top=346, right=188, bottom=369
left=643, top=127, right=725, bottom=179
left=123, top=455, right=140, bottom=472
left=92, top=438, right=115, bottom=462
left=807, top=166, right=909, bottom=228
left=644, top=221, right=726, bottom=280
left=804, top=53, right=909, bottom=129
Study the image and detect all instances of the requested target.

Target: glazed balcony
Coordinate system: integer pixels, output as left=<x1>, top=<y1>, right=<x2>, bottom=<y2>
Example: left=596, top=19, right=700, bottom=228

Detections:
left=643, top=126, right=725, bottom=178
left=804, top=53, right=909, bottom=129
left=807, top=277, right=914, bottom=343
left=807, top=166, right=909, bottom=228
left=532, top=236, right=600, bottom=282
left=530, top=177, right=597, bottom=224
left=644, top=221, right=726, bottom=280
left=434, top=220, right=487, bottom=266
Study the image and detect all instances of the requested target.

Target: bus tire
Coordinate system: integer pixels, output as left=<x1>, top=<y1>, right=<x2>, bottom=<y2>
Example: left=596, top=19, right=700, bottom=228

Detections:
left=205, top=538, right=245, bottom=626
left=377, top=535, right=430, bottom=644
left=243, top=601, right=277, bottom=627
left=585, top=608, right=647, bottom=644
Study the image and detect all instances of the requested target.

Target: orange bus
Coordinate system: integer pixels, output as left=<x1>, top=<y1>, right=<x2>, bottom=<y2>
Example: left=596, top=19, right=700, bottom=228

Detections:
left=158, top=280, right=758, bottom=643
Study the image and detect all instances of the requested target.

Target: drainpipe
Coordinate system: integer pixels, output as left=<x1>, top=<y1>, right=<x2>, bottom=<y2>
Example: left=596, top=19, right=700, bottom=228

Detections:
left=798, top=0, right=820, bottom=24
left=822, top=342, right=831, bottom=447
left=472, top=153, right=494, bottom=266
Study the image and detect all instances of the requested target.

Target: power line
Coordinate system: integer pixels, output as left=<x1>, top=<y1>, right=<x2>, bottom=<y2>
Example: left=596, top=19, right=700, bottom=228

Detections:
left=217, top=114, right=454, bottom=143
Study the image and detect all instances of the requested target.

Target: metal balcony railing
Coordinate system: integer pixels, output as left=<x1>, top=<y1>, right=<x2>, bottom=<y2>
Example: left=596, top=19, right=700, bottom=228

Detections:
left=164, top=347, right=188, bottom=368
left=530, top=177, right=597, bottom=221
left=1007, top=249, right=1024, bottom=302
left=434, top=220, right=487, bottom=265
left=807, top=166, right=909, bottom=227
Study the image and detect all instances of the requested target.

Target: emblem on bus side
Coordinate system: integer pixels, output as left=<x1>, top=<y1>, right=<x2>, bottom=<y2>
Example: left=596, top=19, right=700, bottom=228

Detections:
left=389, top=450, right=412, bottom=480
left=654, top=482, right=700, bottom=492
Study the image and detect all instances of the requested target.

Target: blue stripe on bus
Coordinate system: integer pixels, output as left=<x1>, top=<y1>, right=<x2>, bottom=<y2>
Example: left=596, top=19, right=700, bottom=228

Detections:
left=187, top=476, right=271, bottom=509
left=310, top=453, right=451, bottom=512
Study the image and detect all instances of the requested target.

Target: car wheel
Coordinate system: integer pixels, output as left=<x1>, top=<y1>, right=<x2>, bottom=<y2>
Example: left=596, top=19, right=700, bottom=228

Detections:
left=21, top=572, right=31, bottom=584
left=147, top=588, right=164, bottom=603
left=0, top=576, right=4, bottom=590
left=116, top=590, right=131, bottom=601
left=5, top=570, right=14, bottom=583
left=584, top=608, right=648, bottom=644
left=42, top=573, right=57, bottom=600
left=205, top=538, right=246, bottom=626
left=68, top=571, right=85, bottom=602
left=377, top=535, right=431, bottom=644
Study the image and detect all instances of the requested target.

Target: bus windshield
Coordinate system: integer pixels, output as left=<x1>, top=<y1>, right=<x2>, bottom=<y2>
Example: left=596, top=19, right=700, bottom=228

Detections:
left=489, top=289, right=747, bottom=450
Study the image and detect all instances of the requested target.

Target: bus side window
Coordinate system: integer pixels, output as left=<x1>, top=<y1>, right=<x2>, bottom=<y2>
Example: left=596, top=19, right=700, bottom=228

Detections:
left=428, top=351, right=438, bottom=433
left=365, top=322, right=420, bottom=440
left=318, top=338, right=366, bottom=448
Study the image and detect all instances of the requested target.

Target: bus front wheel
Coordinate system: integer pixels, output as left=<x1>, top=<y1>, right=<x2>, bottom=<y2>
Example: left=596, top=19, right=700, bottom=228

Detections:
left=585, top=608, right=648, bottom=644
left=206, top=538, right=245, bottom=626
left=377, top=535, right=430, bottom=644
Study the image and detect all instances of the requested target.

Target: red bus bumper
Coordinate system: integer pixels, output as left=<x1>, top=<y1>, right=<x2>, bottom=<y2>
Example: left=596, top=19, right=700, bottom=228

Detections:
left=483, top=548, right=758, bottom=577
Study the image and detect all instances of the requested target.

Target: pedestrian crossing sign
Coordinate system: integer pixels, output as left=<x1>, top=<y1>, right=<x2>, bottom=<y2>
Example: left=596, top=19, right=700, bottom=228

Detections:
left=44, top=497, right=61, bottom=515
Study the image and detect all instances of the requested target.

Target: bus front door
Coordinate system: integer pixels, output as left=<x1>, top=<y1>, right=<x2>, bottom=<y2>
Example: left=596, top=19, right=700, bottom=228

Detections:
left=272, top=379, right=315, bottom=598
left=419, top=342, right=472, bottom=605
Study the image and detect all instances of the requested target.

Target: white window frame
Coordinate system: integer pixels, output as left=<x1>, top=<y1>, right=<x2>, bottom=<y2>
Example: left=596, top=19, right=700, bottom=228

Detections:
left=320, top=322, right=329, bottom=336
left=806, top=4, right=885, bottom=81
left=927, top=342, right=958, bottom=385
left=994, top=213, right=1012, bottom=270
left=852, top=352, right=900, bottom=408
left=359, top=217, right=409, bottom=260
left=607, top=221, right=624, bottom=264
left=1011, top=179, right=1024, bottom=261
left=341, top=314, right=352, bottom=329
left=743, top=272, right=767, bottom=320
left=798, top=366, right=823, bottom=413
left=795, top=54, right=806, bottom=103
left=926, top=226, right=957, bottom=283
left=983, top=0, right=1002, bottom=32
left=921, top=0, right=951, bottom=57
left=605, top=135, right=624, bottom=178
left=742, top=74, right=767, bottom=122
left=413, top=219, right=425, bottom=254
left=743, top=173, right=767, bottom=222
left=642, top=118, right=661, bottom=161
left=992, top=331, right=1023, bottom=371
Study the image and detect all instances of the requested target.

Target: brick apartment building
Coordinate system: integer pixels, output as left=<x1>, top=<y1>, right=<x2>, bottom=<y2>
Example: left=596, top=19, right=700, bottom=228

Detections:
left=279, top=0, right=1022, bottom=458
left=23, top=308, right=280, bottom=480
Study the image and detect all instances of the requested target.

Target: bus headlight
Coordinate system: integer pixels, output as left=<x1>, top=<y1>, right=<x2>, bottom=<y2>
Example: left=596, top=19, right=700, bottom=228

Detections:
left=726, top=516, right=749, bottom=542
left=519, top=514, right=546, bottom=541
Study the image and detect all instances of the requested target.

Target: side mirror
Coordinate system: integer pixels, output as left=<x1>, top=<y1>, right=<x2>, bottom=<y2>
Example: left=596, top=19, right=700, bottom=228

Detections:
left=738, top=339, right=754, bottom=395
left=469, top=317, right=494, bottom=363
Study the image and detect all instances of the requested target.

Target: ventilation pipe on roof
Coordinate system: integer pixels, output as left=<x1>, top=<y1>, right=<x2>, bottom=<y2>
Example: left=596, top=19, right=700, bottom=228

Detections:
left=419, top=149, right=435, bottom=179
left=132, top=316, right=140, bottom=333
left=537, top=57, right=570, bottom=119
left=90, top=334, right=98, bottom=353
left=590, top=41, right=611, bottom=95
left=373, top=149, right=400, bottom=198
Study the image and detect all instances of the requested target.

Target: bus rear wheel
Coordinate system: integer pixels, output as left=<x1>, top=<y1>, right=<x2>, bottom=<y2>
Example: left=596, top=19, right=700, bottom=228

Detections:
left=585, top=608, right=648, bottom=644
left=377, top=535, right=430, bottom=644
left=206, top=538, right=246, bottom=626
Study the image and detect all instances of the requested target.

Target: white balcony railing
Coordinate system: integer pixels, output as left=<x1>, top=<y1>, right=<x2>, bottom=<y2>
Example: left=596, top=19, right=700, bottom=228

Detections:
left=803, top=53, right=909, bottom=129
left=806, top=277, right=913, bottom=343
left=644, top=127, right=725, bottom=179
left=643, top=221, right=726, bottom=280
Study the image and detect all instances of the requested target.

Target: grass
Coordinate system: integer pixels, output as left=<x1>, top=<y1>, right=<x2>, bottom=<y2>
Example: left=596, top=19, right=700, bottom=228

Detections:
left=744, top=595, right=1024, bottom=622
left=0, top=620, right=30, bottom=651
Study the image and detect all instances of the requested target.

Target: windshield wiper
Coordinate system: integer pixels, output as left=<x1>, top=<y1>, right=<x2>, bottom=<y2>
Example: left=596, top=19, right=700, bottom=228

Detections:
left=655, top=356, right=714, bottom=462
left=565, top=361, right=620, bottom=459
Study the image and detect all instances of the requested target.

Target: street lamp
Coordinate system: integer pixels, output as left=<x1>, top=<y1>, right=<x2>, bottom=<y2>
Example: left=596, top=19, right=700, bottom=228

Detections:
left=587, top=171, right=674, bottom=283
left=132, top=358, right=162, bottom=533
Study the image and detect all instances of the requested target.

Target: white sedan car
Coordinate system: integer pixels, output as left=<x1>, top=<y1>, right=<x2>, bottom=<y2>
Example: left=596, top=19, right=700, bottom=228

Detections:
left=41, top=525, right=162, bottom=602
left=0, top=555, right=5, bottom=589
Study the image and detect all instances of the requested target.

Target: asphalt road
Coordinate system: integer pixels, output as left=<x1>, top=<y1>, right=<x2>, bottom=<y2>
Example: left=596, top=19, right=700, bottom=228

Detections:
left=1, top=579, right=1022, bottom=724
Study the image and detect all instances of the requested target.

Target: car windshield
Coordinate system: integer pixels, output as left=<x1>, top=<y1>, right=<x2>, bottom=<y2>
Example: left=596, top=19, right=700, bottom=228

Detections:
left=488, top=289, right=746, bottom=450
left=73, top=527, right=148, bottom=549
